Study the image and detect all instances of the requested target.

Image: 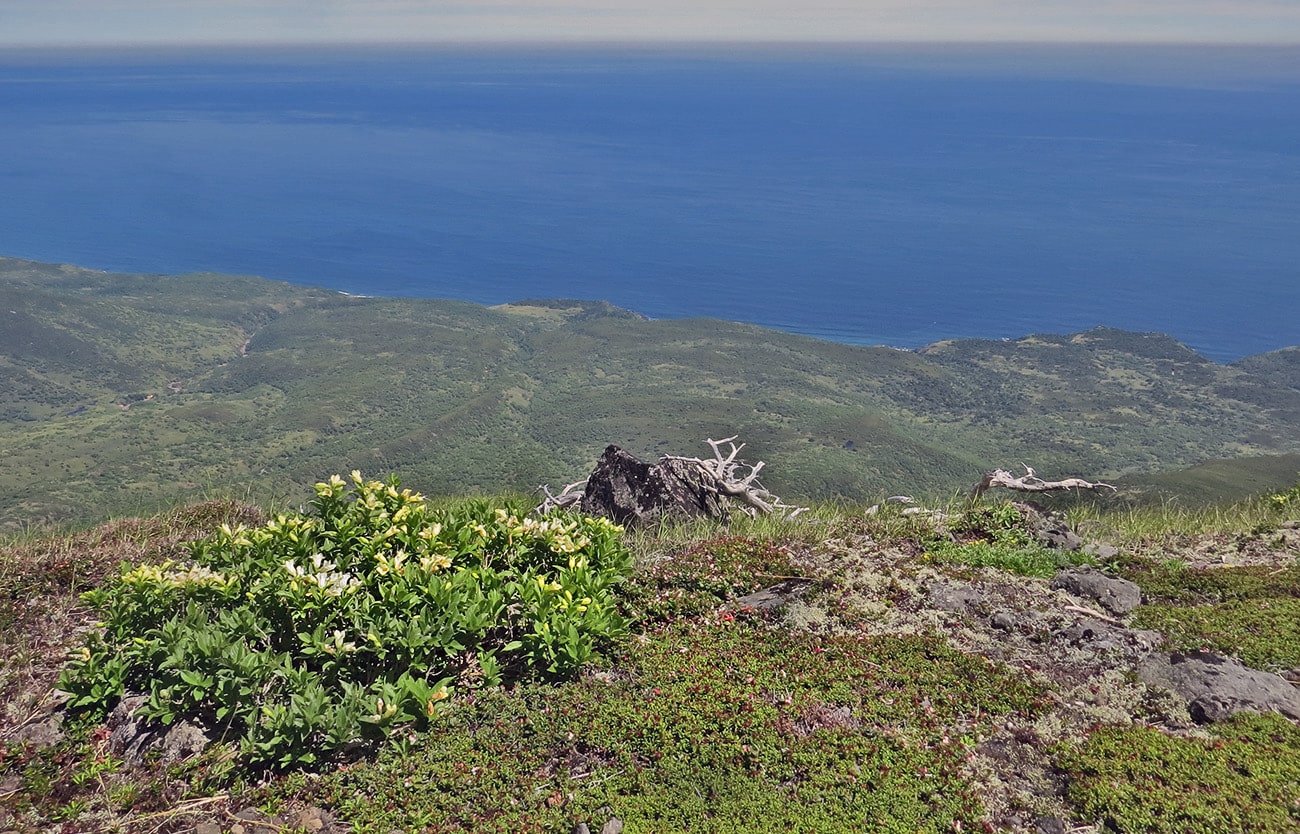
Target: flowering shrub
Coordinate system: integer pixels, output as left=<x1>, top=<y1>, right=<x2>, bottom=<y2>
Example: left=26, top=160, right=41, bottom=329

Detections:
left=58, top=472, right=630, bottom=769
left=1269, top=480, right=1300, bottom=509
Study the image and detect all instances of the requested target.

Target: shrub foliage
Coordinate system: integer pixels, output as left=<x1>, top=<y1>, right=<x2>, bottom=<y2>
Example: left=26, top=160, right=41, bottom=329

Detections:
left=58, top=473, right=631, bottom=768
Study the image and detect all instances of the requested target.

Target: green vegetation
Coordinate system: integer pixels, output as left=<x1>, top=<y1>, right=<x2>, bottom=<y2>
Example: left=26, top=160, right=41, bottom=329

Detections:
left=5, top=256, right=1300, bottom=529
left=1133, top=598, right=1300, bottom=672
left=4, top=254, right=1300, bottom=830
left=57, top=474, right=631, bottom=769
left=1058, top=712, right=1300, bottom=834
left=620, top=534, right=807, bottom=623
left=1124, top=559, right=1300, bottom=672
left=1116, top=479, right=1300, bottom=672
left=924, top=502, right=1095, bottom=577
left=289, top=623, right=1044, bottom=834
left=3, top=484, right=1300, bottom=832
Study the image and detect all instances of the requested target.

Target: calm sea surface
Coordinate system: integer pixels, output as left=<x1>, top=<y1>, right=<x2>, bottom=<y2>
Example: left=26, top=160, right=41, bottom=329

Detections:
left=1, top=44, right=1298, bottom=361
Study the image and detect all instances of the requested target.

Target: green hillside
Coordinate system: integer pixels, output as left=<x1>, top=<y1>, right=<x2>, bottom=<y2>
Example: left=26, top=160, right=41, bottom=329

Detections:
left=4, top=256, right=1299, bottom=529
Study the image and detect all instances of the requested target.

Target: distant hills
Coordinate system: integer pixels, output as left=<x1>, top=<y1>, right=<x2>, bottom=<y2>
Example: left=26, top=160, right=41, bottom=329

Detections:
left=3, top=256, right=1299, bottom=529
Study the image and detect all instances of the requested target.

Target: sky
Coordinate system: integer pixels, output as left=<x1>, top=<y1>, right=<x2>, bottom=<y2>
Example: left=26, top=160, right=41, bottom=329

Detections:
left=3, top=0, right=1300, bottom=47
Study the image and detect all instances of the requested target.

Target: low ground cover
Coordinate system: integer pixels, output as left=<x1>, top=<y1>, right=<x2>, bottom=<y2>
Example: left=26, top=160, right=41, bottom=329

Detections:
left=2, top=487, right=1299, bottom=832
left=294, top=620, right=1046, bottom=833
left=1057, top=711, right=1300, bottom=834
left=1118, top=529, right=1300, bottom=672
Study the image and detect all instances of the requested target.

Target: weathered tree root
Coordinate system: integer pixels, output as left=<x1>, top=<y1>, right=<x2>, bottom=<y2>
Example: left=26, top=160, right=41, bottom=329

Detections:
left=971, top=464, right=1117, bottom=501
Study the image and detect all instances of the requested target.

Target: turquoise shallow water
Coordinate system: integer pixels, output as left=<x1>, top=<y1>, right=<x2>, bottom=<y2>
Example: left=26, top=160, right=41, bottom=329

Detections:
left=1, top=44, right=1298, bottom=361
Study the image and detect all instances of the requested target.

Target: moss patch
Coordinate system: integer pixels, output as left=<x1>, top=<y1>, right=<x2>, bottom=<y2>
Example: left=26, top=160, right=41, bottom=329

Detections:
left=1058, top=712, right=1300, bottom=834
left=291, top=621, right=1047, bottom=833
left=1122, top=559, right=1300, bottom=671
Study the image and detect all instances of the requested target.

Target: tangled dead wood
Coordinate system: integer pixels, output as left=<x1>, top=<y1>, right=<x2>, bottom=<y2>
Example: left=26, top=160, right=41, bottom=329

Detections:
left=535, top=436, right=807, bottom=523
left=972, top=465, right=1117, bottom=500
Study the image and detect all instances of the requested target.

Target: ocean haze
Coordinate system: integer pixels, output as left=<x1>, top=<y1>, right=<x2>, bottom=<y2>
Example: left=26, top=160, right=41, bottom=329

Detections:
left=1, top=43, right=1297, bottom=361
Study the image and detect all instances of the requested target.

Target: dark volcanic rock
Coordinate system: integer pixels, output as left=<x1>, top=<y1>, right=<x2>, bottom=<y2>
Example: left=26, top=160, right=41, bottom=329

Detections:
left=579, top=445, right=729, bottom=527
left=1051, top=568, right=1142, bottom=616
left=1138, top=650, right=1300, bottom=723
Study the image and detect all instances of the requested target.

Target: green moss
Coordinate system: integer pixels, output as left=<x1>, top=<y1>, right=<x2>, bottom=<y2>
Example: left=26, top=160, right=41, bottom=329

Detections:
left=620, top=535, right=806, bottom=625
left=1058, top=712, right=1300, bottom=834
left=1121, top=560, right=1300, bottom=606
left=1122, top=559, right=1300, bottom=671
left=1131, top=598, right=1300, bottom=672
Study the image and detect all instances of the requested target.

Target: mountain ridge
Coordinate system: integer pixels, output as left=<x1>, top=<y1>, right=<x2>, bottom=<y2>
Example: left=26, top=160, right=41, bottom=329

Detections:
left=4, top=255, right=1299, bottom=528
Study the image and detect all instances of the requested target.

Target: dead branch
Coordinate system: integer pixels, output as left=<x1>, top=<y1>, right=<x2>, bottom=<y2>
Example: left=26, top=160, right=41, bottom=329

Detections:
left=664, top=435, right=809, bottom=519
left=1062, top=603, right=1126, bottom=627
left=971, top=464, right=1116, bottom=501
left=537, top=436, right=808, bottom=522
left=534, top=479, right=587, bottom=514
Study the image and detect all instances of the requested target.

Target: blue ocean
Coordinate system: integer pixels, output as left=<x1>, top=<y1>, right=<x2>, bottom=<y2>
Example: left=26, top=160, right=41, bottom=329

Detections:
left=1, top=43, right=1298, bottom=362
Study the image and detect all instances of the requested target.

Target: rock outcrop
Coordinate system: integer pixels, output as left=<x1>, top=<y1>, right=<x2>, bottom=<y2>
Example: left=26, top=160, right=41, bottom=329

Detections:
left=578, top=445, right=730, bottom=526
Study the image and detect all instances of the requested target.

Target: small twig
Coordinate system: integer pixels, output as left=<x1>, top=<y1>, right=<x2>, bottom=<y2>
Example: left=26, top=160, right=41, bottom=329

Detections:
left=93, top=795, right=229, bottom=833
left=1063, top=604, right=1125, bottom=627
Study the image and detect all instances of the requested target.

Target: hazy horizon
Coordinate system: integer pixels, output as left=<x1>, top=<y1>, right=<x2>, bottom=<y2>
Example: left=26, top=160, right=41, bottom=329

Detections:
left=4, top=1, right=1300, bottom=48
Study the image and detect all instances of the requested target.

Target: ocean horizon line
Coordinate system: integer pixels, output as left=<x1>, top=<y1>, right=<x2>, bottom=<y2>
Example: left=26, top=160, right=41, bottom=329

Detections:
left=7, top=252, right=1294, bottom=366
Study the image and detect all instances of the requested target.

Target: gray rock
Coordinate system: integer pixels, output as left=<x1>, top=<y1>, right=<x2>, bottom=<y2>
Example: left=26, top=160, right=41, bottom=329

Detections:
left=579, top=446, right=729, bottom=527
left=106, top=694, right=152, bottom=765
left=729, top=579, right=814, bottom=612
left=1051, top=568, right=1142, bottom=615
left=1013, top=503, right=1085, bottom=551
left=601, top=818, right=625, bottom=834
left=572, top=824, right=591, bottom=834
left=990, top=611, right=1018, bottom=631
left=926, top=582, right=987, bottom=615
left=1057, top=617, right=1123, bottom=648
left=8, top=691, right=69, bottom=749
left=1034, top=817, right=1067, bottom=834
left=1083, top=543, right=1120, bottom=560
left=295, top=807, right=332, bottom=832
left=1038, top=525, right=1084, bottom=552
left=1138, top=651, right=1300, bottom=723
left=9, top=715, right=65, bottom=749
left=159, top=720, right=210, bottom=763
left=105, top=693, right=212, bottom=767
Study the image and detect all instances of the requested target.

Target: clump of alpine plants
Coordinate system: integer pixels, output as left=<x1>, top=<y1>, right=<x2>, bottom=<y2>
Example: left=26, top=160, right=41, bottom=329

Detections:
left=59, top=472, right=631, bottom=769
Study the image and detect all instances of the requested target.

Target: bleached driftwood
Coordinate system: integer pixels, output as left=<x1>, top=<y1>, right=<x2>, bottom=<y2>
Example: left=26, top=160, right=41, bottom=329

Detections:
left=971, top=465, right=1116, bottom=501
left=663, top=435, right=809, bottom=518
left=534, top=479, right=587, bottom=514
